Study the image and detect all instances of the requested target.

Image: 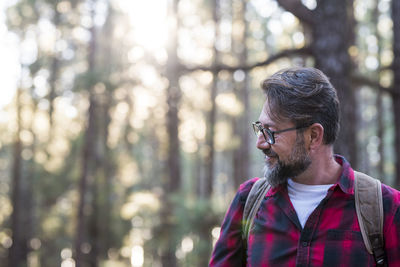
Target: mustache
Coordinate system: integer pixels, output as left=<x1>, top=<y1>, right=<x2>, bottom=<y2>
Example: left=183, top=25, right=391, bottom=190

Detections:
left=263, top=148, right=278, bottom=157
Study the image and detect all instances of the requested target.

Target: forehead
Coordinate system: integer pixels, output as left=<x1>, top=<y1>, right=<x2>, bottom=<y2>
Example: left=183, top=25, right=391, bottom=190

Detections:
left=258, top=101, right=292, bottom=127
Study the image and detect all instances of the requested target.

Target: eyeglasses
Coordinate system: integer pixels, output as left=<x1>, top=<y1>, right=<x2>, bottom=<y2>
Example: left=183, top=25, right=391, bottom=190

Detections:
left=252, top=121, right=310, bottom=145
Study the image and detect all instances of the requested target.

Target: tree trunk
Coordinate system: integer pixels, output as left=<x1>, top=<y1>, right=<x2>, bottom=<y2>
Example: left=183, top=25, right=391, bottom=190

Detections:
left=372, top=0, right=384, bottom=180
left=74, top=1, right=98, bottom=265
left=48, top=4, right=61, bottom=143
left=233, top=0, right=250, bottom=189
left=160, top=0, right=181, bottom=266
left=392, top=0, right=400, bottom=187
left=88, top=170, right=99, bottom=267
left=74, top=93, right=98, bottom=267
left=101, top=91, right=114, bottom=255
left=232, top=78, right=250, bottom=188
left=196, top=1, right=221, bottom=265
left=87, top=5, right=116, bottom=262
left=23, top=90, right=40, bottom=267
left=312, top=0, right=357, bottom=166
left=9, top=89, right=26, bottom=267
left=165, top=18, right=181, bottom=196
left=276, top=0, right=357, bottom=165
left=204, top=70, right=217, bottom=197
left=198, top=70, right=217, bottom=267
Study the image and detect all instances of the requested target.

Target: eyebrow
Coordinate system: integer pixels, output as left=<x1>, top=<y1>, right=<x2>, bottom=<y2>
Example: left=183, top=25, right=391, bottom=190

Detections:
left=255, top=121, right=275, bottom=129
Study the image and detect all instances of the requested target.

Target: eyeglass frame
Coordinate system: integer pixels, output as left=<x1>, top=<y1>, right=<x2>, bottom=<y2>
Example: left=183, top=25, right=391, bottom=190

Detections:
left=252, top=121, right=311, bottom=145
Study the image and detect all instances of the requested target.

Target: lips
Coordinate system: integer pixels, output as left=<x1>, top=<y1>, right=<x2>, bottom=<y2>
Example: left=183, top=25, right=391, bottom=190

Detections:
left=265, top=154, right=277, bottom=161
left=263, top=149, right=278, bottom=166
left=264, top=155, right=273, bottom=163
left=263, top=149, right=277, bottom=158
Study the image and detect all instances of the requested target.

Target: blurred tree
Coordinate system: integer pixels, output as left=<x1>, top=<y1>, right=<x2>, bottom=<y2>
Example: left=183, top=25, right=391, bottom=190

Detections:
left=372, top=0, right=384, bottom=178
left=196, top=1, right=220, bottom=265
left=47, top=0, right=61, bottom=143
left=74, top=0, right=100, bottom=265
left=203, top=0, right=219, bottom=202
left=6, top=0, right=43, bottom=265
left=159, top=0, right=182, bottom=266
left=232, top=0, right=250, bottom=189
left=9, top=88, right=25, bottom=267
left=277, top=0, right=357, bottom=166
left=313, top=0, right=357, bottom=167
left=92, top=6, right=116, bottom=258
left=392, top=0, right=400, bottom=187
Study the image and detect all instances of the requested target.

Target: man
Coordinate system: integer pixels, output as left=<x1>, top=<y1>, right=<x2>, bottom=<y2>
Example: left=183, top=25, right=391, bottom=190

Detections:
left=209, top=67, right=400, bottom=266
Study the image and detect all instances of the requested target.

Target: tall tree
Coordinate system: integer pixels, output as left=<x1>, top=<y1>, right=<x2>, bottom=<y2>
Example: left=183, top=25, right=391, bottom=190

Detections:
left=93, top=6, right=117, bottom=257
left=203, top=0, right=219, bottom=200
left=277, top=0, right=357, bottom=165
left=196, top=1, right=220, bottom=265
left=6, top=0, right=42, bottom=264
left=9, top=88, right=26, bottom=267
left=232, top=0, right=250, bottom=189
left=392, top=0, right=400, bottom=187
left=372, top=0, right=384, bottom=179
left=74, top=90, right=99, bottom=266
left=159, top=0, right=181, bottom=266
left=23, top=85, right=40, bottom=267
left=313, top=0, right=357, bottom=165
left=47, top=0, right=62, bottom=145
left=74, top=1, right=100, bottom=266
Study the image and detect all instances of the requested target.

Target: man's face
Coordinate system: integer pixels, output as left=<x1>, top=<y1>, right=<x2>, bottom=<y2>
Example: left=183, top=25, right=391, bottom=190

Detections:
left=263, top=133, right=311, bottom=187
left=257, top=103, right=311, bottom=187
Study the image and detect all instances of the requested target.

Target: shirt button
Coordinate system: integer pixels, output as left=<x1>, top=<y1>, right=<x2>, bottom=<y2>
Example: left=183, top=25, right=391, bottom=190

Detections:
left=302, top=242, right=308, bottom=247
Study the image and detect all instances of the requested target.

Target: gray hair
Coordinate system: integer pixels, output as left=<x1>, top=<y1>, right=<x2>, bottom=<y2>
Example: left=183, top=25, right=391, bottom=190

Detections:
left=261, top=67, right=340, bottom=145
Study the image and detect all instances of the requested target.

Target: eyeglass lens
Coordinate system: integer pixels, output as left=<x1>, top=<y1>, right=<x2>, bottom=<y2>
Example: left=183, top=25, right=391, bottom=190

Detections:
left=253, top=123, right=274, bottom=144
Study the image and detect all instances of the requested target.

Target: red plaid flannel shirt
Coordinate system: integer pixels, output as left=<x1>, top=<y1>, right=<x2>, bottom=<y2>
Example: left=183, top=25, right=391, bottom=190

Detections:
left=209, top=156, right=400, bottom=267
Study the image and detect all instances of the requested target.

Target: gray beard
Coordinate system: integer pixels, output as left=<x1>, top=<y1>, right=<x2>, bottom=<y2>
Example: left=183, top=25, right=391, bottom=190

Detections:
left=263, top=135, right=311, bottom=187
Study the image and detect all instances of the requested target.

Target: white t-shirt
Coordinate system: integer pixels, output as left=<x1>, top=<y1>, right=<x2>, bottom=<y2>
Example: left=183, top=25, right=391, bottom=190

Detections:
left=287, top=179, right=334, bottom=228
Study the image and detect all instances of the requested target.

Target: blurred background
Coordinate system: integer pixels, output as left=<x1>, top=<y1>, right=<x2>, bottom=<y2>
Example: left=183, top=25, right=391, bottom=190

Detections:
left=0, top=0, right=400, bottom=266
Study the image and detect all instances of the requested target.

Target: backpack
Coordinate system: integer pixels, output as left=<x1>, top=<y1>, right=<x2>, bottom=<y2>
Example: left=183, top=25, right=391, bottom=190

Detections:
left=242, top=171, right=386, bottom=267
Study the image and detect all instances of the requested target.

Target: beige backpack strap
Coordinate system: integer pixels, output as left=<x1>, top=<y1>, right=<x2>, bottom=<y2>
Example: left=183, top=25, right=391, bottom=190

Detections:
left=354, top=171, right=386, bottom=266
left=242, top=178, right=271, bottom=242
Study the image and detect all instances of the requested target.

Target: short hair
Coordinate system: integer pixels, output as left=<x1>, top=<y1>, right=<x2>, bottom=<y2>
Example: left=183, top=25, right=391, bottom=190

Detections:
left=261, top=67, right=340, bottom=144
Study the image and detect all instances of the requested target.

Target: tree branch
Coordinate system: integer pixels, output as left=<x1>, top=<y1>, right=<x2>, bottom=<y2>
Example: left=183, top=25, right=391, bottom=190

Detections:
left=276, top=0, right=314, bottom=26
left=181, top=46, right=313, bottom=73
left=351, top=73, right=398, bottom=96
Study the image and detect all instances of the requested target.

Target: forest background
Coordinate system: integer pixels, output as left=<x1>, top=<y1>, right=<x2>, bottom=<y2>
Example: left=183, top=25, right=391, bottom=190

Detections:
left=1, top=0, right=400, bottom=266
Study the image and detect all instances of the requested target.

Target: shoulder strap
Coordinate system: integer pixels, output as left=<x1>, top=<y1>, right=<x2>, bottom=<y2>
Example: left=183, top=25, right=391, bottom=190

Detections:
left=354, top=171, right=386, bottom=266
left=242, top=178, right=271, bottom=242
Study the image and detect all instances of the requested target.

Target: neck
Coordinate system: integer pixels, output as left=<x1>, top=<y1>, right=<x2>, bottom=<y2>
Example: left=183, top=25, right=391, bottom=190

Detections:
left=292, top=149, right=342, bottom=185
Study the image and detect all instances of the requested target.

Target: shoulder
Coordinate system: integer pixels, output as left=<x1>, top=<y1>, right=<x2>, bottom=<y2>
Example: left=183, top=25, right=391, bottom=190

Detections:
left=380, top=183, right=400, bottom=240
left=353, top=171, right=400, bottom=213
left=381, top=183, right=400, bottom=200
left=381, top=183, right=400, bottom=213
left=236, top=177, right=261, bottom=203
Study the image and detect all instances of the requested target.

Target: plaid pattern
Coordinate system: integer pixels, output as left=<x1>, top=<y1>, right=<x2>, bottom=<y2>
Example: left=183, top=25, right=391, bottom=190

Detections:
left=209, top=156, right=400, bottom=267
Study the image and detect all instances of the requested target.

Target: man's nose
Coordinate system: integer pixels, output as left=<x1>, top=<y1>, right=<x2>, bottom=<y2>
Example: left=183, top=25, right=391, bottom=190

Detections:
left=256, top=135, right=271, bottom=150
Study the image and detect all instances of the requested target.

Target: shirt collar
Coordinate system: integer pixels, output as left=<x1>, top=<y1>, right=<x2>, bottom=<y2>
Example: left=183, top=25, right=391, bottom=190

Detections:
left=333, top=155, right=355, bottom=195
left=265, top=154, right=355, bottom=197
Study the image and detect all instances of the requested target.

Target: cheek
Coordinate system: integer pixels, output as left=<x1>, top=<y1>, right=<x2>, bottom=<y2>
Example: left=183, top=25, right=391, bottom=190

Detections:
left=273, top=143, right=292, bottom=156
left=271, top=147, right=288, bottom=162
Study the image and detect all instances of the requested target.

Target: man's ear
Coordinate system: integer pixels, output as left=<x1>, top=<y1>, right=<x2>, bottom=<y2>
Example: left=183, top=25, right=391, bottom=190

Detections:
left=308, top=123, right=324, bottom=150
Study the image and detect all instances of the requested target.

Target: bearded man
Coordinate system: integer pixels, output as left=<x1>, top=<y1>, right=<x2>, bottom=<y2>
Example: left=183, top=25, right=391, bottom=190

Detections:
left=209, top=67, right=400, bottom=267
